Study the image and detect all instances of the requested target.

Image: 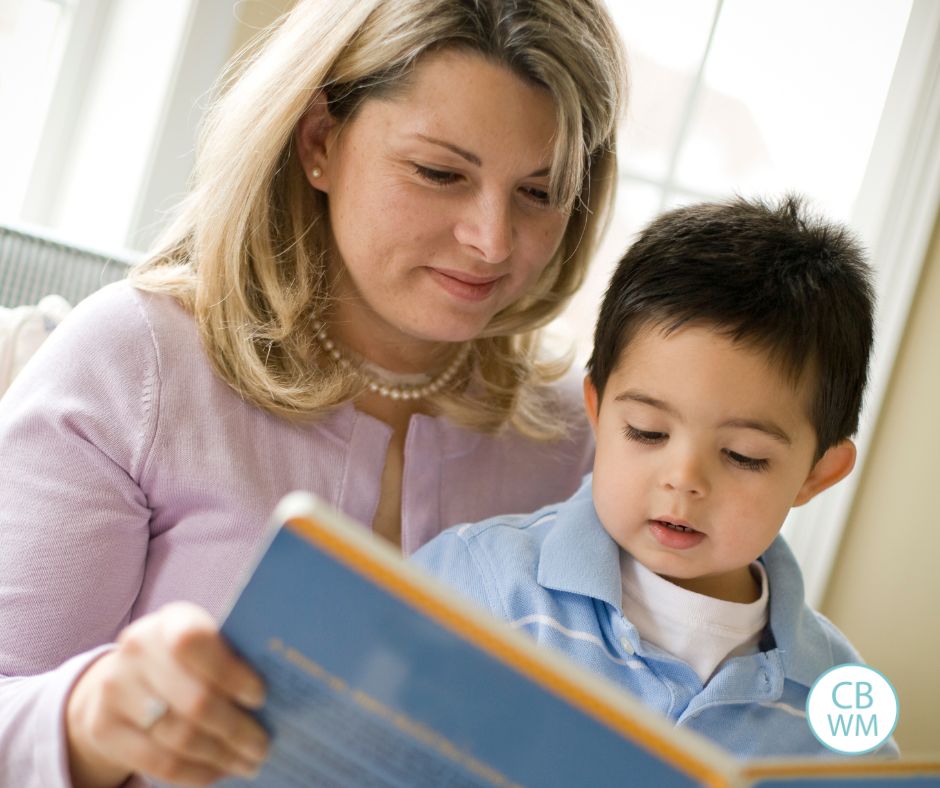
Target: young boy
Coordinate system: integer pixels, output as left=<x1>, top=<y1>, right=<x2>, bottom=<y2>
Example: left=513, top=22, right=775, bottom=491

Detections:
left=412, top=195, right=898, bottom=758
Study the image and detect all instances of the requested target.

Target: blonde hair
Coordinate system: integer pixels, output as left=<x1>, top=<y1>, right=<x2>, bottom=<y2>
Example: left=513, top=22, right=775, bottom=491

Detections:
left=131, top=0, right=627, bottom=438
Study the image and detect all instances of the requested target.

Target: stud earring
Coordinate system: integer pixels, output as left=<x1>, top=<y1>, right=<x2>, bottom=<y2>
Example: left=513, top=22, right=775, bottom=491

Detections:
left=310, top=166, right=322, bottom=179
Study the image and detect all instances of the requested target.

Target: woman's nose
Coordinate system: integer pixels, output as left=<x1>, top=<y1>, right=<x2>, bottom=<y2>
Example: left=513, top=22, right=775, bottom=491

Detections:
left=454, top=194, right=514, bottom=264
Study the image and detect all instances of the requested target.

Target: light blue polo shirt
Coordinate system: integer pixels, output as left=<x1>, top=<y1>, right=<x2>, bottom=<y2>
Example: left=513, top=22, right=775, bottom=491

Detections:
left=412, top=476, right=899, bottom=759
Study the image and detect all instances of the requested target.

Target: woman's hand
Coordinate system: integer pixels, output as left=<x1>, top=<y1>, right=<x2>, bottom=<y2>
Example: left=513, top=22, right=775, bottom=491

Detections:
left=65, top=601, right=269, bottom=788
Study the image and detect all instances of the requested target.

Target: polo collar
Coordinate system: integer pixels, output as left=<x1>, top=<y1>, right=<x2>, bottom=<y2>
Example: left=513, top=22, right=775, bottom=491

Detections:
left=536, top=476, right=623, bottom=612
left=536, top=476, right=840, bottom=690
left=760, top=536, right=841, bottom=688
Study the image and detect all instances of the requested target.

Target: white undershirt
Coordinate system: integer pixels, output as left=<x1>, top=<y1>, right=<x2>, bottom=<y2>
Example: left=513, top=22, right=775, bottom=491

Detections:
left=619, top=550, right=769, bottom=684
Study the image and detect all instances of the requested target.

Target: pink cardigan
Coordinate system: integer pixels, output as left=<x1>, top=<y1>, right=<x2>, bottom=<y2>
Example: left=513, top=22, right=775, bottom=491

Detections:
left=0, top=282, right=593, bottom=786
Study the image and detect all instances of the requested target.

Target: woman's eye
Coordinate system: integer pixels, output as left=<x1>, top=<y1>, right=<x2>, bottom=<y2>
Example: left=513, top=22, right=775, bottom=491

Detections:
left=724, top=450, right=769, bottom=472
left=623, top=425, right=666, bottom=445
left=414, top=165, right=460, bottom=186
left=521, top=186, right=551, bottom=206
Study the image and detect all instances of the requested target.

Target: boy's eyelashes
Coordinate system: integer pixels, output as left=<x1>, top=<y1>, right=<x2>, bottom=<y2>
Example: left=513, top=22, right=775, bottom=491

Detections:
left=722, top=449, right=770, bottom=472
left=622, top=424, right=666, bottom=445
left=621, top=424, right=771, bottom=472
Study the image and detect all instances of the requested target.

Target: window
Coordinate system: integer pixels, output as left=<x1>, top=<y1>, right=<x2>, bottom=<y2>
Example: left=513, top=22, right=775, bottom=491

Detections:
left=560, top=0, right=912, bottom=363
left=553, top=0, right=940, bottom=606
left=0, top=0, right=73, bottom=218
left=0, top=0, right=239, bottom=252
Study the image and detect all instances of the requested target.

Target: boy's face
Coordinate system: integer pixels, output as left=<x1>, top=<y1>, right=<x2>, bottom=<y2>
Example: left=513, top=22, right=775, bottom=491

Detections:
left=584, top=323, right=855, bottom=603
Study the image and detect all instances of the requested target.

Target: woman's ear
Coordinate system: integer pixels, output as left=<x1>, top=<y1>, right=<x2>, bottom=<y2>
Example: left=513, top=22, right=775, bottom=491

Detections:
left=793, top=440, right=857, bottom=507
left=582, top=376, right=600, bottom=435
left=295, top=93, right=336, bottom=192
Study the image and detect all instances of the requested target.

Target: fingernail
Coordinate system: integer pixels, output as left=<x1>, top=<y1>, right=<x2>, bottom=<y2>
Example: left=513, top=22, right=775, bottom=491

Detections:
left=243, top=735, right=268, bottom=761
left=240, top=685, right=265, bottom=708
left=232, top=758, right=262, bottom=778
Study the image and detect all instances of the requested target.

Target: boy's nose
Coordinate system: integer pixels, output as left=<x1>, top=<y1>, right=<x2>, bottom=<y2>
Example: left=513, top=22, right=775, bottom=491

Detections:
left=661, top=451, right=709, bottom=497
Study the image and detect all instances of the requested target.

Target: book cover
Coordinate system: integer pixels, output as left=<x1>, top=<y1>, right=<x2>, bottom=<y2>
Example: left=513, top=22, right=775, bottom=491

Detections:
left=217, top=492, right=940, bottom=787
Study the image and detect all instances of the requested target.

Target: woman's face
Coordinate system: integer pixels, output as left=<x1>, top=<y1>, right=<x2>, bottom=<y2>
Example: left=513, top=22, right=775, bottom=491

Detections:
left=306, top=49, right=570, bottom=364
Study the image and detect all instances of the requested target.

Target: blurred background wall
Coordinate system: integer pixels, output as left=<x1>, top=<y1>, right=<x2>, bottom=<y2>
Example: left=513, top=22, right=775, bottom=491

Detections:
left=823, top=215, right=940, bottom=754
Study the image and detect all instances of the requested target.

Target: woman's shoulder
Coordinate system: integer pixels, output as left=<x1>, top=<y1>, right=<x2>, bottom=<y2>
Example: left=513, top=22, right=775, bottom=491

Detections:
left=61, top=280, right=192, bottom=344
left=40, top=280, right=205, bottom=384
left=4, top=280, right=202, bottom=426
left=427, top=362, right=592, bottom=525
left=11, top=281, right=155, bottom=382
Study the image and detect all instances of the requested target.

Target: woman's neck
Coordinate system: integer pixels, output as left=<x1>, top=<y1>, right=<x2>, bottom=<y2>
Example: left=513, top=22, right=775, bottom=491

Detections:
left=331, top=318, right=456, bottom=375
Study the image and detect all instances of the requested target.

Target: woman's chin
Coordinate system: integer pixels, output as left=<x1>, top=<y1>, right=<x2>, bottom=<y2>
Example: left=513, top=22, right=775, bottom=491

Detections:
left=395, top=308, right=496, bottom=346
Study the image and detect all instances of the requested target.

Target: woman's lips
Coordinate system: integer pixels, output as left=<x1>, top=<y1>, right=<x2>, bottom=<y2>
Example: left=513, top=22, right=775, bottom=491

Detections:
left=426, top=267, right=503, bottom=302
left=649, top=518, right=706, bottom=549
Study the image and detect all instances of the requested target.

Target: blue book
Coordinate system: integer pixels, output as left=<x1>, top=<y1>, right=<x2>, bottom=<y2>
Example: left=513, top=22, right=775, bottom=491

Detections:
left=218, top=492, right=940, bottom=787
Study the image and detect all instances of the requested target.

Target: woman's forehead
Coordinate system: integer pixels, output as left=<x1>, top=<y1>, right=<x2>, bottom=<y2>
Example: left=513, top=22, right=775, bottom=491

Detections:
left=344, top=50, right=560, bottom=166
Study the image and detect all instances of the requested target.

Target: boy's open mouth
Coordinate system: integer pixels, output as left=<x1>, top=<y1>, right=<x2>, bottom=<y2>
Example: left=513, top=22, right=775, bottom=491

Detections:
left=649, top=518, right=706, bottom=549
left=653, top=519, right=698, bottom=533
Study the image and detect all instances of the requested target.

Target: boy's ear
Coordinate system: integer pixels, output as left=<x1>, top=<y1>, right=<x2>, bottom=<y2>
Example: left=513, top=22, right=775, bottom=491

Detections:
left=793, top=440, right=857, bottom=507
left=582, top=375, right=600, bottom=434
left=295, top=92, right=336, bottom=192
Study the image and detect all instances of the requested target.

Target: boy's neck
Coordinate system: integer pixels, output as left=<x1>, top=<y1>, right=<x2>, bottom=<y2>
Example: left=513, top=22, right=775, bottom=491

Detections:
left=659, top=565, right=762, bottom=604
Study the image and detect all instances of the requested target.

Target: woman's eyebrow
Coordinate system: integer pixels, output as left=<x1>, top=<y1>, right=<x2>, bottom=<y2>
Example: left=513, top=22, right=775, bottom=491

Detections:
left=412, top=133, right=551, bottom=178
left=415, top=134, right=481, bottom=166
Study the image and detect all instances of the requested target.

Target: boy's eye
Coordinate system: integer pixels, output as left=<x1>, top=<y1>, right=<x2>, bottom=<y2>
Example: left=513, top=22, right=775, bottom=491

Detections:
left=414, top=165, right=460, bottom=185
left=623, top=425, right=666, bottom=445
left=724, top=449, right=769, bottom=472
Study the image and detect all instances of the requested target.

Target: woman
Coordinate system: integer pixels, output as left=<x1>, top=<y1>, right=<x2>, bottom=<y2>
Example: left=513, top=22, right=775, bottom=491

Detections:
left=0, top=0, right=626, bottom=785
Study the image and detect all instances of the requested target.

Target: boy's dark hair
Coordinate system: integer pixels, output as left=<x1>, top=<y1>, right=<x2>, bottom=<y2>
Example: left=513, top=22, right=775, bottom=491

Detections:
left=586, top=194, right=875, bottom=457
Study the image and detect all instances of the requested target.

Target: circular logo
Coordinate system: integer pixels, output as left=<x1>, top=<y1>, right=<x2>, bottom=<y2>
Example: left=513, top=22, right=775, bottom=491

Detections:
left=806, top=663, right=899, bottom=754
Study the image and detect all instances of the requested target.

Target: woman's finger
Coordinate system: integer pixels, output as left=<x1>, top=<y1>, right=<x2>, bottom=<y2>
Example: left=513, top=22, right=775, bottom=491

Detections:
left=67, top=603, right=270, bottom=785
left=153, top=601, right=266, bottom=708
left=90, top=717, right=240, bottom=787
left=141, top=669, right=269, bottom=769
left=65, top=648, right=237, bottom=788
left=112, top=647, right=266, bottom=778
left=128, top=610, right=267, bottom=766
left=145, top=706, right=262, bottom=781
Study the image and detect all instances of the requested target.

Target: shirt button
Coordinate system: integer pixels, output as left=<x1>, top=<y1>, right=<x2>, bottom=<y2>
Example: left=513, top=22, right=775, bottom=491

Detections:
left=619, top=637, right=635, bottom=655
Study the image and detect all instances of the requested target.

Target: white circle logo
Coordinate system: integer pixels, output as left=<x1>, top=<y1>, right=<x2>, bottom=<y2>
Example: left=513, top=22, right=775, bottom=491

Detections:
left=806, top=663, right=899, bottom=754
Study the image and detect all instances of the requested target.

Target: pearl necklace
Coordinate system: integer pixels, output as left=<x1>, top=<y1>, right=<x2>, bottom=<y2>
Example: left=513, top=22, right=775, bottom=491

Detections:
left=312, top=319, right=471, bottom=400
